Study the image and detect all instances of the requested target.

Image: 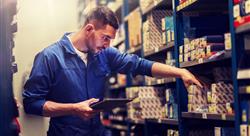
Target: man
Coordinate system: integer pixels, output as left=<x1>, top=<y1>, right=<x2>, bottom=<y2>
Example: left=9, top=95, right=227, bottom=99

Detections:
left=23, top=6, right=202, bottom=136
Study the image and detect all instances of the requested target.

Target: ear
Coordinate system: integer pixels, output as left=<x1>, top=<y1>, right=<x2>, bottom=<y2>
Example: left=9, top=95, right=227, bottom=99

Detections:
left=84, top=24, right=95, bottom=34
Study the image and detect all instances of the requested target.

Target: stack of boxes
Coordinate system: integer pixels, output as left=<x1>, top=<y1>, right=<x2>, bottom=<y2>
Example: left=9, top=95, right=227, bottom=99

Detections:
left=240, top=99, right=250, bottom=136
left=143, top=10, right=171, bottom=53
left=188, top=127, right=235, bottom=136
left=162, top=16, right=175, bottom=45
left=187, top=85, right=208, bottom=112
left=187, top=67, right=234, bottom=114
left=167, top=129, right=179, bottom=136
left=127, top=8, right=142, bottom=48
left=233, top=0, right=250, bottom=28
left=187, top=83, right=234, bottom=114
left=179, top=35, right=230, bottom=63
left=126, top=87, right=166, bottom=120
left=188, top=129, right=214, bottom=136
left=139, top=0, right=153, bottom=12
left=208, top=82, right=234, bottom=114
left=165, top=88, right=178, bottom=119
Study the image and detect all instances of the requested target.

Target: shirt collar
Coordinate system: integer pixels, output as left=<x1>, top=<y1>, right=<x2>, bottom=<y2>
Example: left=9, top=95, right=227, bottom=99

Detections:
left=60, top=32, right=77, bottom=55
left=60, top=32, right=97, bottom=62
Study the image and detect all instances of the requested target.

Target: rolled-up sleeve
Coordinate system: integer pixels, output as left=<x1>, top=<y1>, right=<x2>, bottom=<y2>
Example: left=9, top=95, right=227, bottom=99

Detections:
left=22, top=52, right=53, bottom=116
left=105, top=47, right=154, bottom=76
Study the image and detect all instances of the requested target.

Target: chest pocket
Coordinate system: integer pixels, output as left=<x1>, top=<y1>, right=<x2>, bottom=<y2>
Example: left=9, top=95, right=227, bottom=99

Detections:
left=94, top=63, right=110, bottom=77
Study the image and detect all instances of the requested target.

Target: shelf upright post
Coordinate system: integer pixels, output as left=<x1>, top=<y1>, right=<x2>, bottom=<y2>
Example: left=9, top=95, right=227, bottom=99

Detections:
left=122, top=1, right=132, bottom=136
left=122, top=0, right=132, bottom=87
left=228, top=0, right=245, bottom=136
left=0, top=0, right=18, bottom=135
left=172, top=0, right=188, bottom=135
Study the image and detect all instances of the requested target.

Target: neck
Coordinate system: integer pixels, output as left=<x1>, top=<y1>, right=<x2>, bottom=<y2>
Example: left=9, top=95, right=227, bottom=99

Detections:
left=70, top=31, right=88, bottom=53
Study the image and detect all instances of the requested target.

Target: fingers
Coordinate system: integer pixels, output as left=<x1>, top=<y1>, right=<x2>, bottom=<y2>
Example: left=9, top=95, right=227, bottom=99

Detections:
left=193, top=77, right=203, bottom=89
left=86, top=98, right=99, bottom=105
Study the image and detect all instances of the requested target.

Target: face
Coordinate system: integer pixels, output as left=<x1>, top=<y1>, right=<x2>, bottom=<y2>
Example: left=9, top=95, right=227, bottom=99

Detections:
left=86, top=24, right=116, bottom=54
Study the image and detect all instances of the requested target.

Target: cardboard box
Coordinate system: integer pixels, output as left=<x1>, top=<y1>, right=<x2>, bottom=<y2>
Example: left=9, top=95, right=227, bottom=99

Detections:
left=211, top=92, right=234, bottom=104
left=240, top=124, right=248, bottom=136
left=211, top=82, right=233, bottom=94
left=188, top=94, right=207, bottom=104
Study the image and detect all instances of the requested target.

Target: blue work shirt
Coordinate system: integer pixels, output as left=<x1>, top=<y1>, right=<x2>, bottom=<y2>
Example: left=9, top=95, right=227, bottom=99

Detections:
left=23, top=33, right=154, bottom=136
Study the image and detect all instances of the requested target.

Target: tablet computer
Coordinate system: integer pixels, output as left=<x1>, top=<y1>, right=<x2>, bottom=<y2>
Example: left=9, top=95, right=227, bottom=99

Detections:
left=90, top=98, right=133, bottom=111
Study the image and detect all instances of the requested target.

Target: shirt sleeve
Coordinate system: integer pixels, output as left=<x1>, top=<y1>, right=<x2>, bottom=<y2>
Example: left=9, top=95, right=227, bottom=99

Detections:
left=22, top=51, right=53, bottom=116
left=105, top=47, right=154, bottom=76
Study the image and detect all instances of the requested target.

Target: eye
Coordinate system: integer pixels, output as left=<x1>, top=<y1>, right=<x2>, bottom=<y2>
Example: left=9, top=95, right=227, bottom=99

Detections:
left=102, top=35, right=111, bottom=42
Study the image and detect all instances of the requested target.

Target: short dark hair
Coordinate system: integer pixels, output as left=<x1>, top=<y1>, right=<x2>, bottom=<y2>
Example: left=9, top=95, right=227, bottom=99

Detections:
left=84, top=6, right=119, bottom=29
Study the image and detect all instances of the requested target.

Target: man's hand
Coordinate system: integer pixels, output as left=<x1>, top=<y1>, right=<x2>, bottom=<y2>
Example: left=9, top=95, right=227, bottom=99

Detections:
left=180, top=69, right=203, bottom=89
left=73, top=98, right=100, bottom=120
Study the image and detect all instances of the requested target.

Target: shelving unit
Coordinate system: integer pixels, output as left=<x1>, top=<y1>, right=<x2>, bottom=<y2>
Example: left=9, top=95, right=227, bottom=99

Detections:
left=144, top=42, right=174, bottom=58
left=180, top=51, right=232, bottom=68
left=80, top=0, right=247, bottom=136
left=146, top=118, right=179, bottom=125
left=182, top=112, right=234, bottom=121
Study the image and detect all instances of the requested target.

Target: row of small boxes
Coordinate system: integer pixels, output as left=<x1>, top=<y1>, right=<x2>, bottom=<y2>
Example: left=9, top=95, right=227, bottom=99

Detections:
left=187, top=82, right=234, bottom=114
left=241, top=124, right=250, bottom=136
left=188, top=127, right=234, bottom=136
left=179, top=34, right=231, bottom=63
left=127, top=8, right=142, bottom=48
left=126, top=87, right=166, bottom=120
left=165, top=89, right=178, bottom=119
left=161, top=16, right=175, bottom=45
left=233, top=0, right=250, bottom=19
left=233, top=0, right=250, bottom=27
left=241, top=100, right=250, bottom=124
left=214, top=127, right=235, bottom=136
left=167, top=129, right=179, bottom=136
left=143, top=10, right=171, bottom=53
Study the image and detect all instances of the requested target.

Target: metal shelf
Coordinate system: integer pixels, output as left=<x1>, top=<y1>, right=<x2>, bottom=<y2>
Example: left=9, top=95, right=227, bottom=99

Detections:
left=146, top=118, right=178, bottom=125
left=126, top=119, right=145, bottom=124
left=112, top=37, right=125, bottom=47
left=237, top=69, right=250, bottom=80
left=180, top=51, right=231, bottom=68
left=235, top=22, right=250, bottom=34
left=145, top=77, right=176, bottom=86
left=176, top=0, right=227, bottom=12
left=239, top=86, right=250, bottom=94
left=141, top=0, right=172, bottom=16
left=104, top=124, right=128, bottom=131
left=127, top=45, right=142, bottom=54
left=182, top=112, right=235, bottom=121
left=109, top=84, right=126, bottom=90
left=144, top=42, right=174, bottom=58
left=123, top=7, right=140, bottom=22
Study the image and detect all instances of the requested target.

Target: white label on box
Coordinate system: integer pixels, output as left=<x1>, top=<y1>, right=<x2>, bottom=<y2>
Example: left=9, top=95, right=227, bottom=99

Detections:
left=245, top=1, right=250, bottom=14
left=198, top=58, right=203, bottom=64
left=166, top=90, right=170, bottom=102
left=157, top=79, right=161, bottom=84
left=155, top=47, right=159, bottom=52
left=162, top=18, right=165, bottom=31
left=202, top=113, right=207, bottom=119
left=221, top=114, right=226, bottom=120
left=162, top=32, right=166, bottom=44
left=240, top=125, right=248, bottom=136
left=233, top=4, right=240, bottom=18
left=247, top=86, right=250, bottom=93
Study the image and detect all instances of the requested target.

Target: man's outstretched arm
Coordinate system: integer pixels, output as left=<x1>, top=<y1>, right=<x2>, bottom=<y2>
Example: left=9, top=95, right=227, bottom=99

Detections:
left=151, top=62, right=202, bottom=88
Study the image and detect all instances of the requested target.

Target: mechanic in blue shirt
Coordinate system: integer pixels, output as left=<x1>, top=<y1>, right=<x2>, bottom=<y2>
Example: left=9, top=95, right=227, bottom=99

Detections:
left=23, top=6, right=202, bottom=136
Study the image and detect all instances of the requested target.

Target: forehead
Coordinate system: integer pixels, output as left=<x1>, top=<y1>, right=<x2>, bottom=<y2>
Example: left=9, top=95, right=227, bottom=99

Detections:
left=98, top=24, right=116, bottom=39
